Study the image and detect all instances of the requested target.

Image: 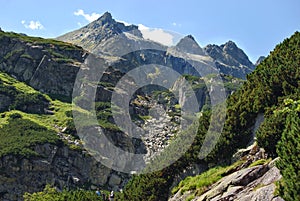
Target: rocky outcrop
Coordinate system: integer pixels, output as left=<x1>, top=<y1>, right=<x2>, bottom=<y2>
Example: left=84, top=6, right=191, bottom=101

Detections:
left=0, top=32, right=87, bottom=98
left=131, top=95, right=181, bottom=162
left=169, top=145, right=283, bottom=201
left=0, top=143, right=111, bottom=201
left=195, top=159, right=282, bottom=201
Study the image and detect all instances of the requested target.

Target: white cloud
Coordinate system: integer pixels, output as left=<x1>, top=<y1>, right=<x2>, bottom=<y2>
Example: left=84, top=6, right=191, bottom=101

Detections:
left=21, top=20, right=44, bottom=30
left=74, top=9, right=100, bottom=22
left=172, top=22, right=182, bottom=27
left=138, top=24, right=174, bottom=46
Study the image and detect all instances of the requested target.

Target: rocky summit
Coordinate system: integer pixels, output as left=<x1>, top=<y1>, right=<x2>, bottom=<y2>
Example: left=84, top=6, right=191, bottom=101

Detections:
left=204, top=41, right=255, bottom=79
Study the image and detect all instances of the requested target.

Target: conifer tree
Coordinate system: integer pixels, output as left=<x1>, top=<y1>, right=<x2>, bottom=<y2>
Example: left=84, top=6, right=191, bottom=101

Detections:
left=276, top=110, right=300, bottom=201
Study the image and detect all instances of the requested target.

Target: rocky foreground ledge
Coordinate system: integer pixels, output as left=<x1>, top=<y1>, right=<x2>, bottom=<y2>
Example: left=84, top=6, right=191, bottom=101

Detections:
left=169, top=144, right=284, bottom=201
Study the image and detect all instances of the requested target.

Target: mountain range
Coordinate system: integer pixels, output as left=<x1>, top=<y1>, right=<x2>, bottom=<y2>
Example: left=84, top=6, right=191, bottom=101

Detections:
left=58, top=12, right=255, bottom=79
left=0, top=11, right=299, bottom=201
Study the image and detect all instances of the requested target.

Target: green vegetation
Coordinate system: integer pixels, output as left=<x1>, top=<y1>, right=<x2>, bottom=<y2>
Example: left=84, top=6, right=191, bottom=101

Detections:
left=116, top=111, right=211, bottom=201
left=23, top=185, right=103, bottom=201
left=209, top=31, right=300, bottom=164
left=248, top=158, right=271, bottom=168
left=275, top=100, right=300, bottom=201
left=0, top=71, right=86, bottom=158
left=0, top=72, right=38, bottom=94
left=0, top=27, right=299, bottom=201
left=0, top=31, right=81, bottom=51
left=117, top=32, right=300, bottom=200
left=138, top=115, right=152, bottom=121
left=0, top=114, right=59, bottom=157
left=0, top=72, right=49, bottom=113
left=20, top=53, right=33, bottom=60
left=3, top=49, right=24, bottom=60
left=95, top=101, right=121, bottom=131
left=0, top=30, right=83, bottom=68
left=117, top=172, right=168, bottom=201
left=172, top=160, right=244, bottom=196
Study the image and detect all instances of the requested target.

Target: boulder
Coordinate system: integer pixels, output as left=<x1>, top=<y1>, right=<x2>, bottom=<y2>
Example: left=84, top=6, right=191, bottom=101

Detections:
left=108, top=174, right=122, bottom=187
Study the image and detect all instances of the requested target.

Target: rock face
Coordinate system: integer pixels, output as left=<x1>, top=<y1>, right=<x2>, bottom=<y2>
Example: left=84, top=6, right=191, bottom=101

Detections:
left=169, top=146, right=283, bottom=201
left=195, top=160, right=283, bottom=201
left=0, top=32, right=87, bottom=98
left=0, top=143, right=111, bottom=201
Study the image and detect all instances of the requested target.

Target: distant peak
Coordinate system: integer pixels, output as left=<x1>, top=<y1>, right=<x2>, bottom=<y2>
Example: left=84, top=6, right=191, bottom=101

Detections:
left=185, top=35, right=195, bottom=41
left=95, top=11, right=114, bottom=25
left=100, top=12, right=113, bottom=20
left=176, top=34, right=204, bottom=55
left=177, top=34, right=197, bottom=44
left=255, top=56, right=266, bottom=66
left=222, top=40, right=238, bottom=49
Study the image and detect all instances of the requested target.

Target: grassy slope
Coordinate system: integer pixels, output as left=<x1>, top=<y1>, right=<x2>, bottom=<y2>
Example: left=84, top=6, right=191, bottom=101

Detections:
left=0, top=31, right=81, bottom=51
left=0, top=72, right=75, bottom=157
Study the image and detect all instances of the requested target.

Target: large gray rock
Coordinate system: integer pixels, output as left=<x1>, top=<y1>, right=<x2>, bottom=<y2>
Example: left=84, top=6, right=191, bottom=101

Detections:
left=169, top=158, right=283, bottom=201
left=195, top=159, right=283, bottom=201
left=108, top=174, right=122, bottom=187
left=0, top=143, right=111, bottom=201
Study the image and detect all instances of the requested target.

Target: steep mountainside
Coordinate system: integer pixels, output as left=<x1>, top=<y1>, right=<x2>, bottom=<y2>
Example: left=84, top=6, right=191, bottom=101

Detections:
left=0, top=31, right=87, bottom=98
left=116, top=32, right=299, bottom=201
left=0, top=29, right=245, bottom=200
left=1, top=14, right=298, bottom=201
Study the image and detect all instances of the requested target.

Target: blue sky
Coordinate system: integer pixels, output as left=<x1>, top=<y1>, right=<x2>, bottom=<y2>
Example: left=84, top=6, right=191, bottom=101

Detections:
left=0, top=0, right=299, bottom=62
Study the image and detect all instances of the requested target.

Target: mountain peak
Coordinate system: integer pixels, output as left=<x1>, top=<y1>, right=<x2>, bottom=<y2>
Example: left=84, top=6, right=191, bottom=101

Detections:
left=94, top=11, right=115, bottom=26
left=221, top=40, right=238, bottom=50
left=101, top=11, right=112, bottom=19
left=255, top=56, right=266, bottom=66
left=175, top=35, right=204, bottom=55
left=185, top=34, right=196, bottom=41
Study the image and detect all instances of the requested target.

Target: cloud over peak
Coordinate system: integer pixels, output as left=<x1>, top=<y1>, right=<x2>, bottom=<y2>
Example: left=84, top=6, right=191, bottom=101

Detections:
left=74, top=9, right=101, bottom=22
left=138, top=24, right=174, bottom=46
